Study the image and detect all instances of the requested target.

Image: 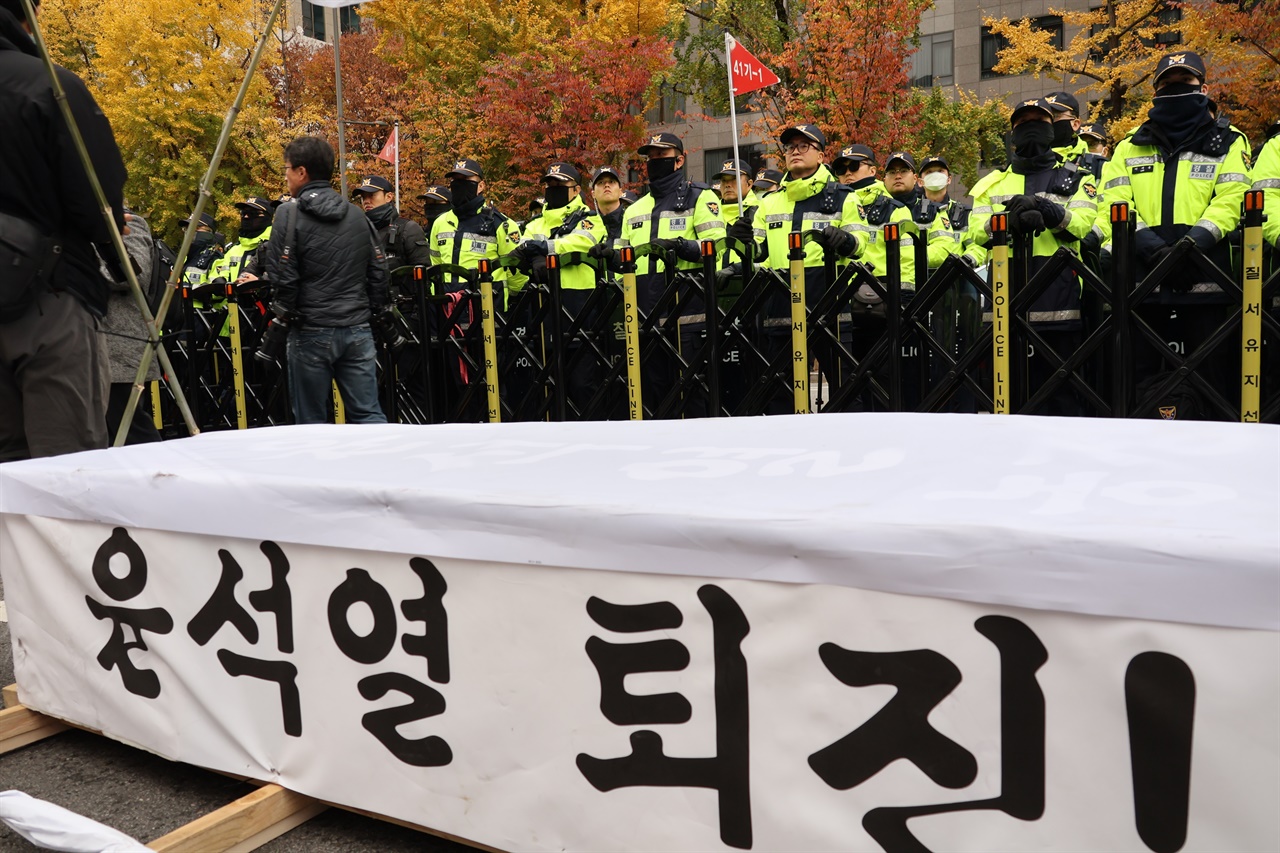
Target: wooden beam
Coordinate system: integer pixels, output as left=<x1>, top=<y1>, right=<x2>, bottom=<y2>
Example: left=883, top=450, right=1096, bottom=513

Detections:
left=0, top=703, right=67, bottom=754
left=146, top=784, right=326, bottom=853
left=2, top=683, right=18, bottom=708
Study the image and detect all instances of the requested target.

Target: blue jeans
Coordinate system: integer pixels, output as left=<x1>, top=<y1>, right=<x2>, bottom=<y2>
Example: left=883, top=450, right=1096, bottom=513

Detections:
left=286, top=324, right=387, bottom=424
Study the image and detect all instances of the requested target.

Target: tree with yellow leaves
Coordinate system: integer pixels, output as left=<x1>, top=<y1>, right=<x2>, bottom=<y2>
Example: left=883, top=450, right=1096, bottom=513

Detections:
left=984, top=0, right=1184, bottom=136
left=42, top=0, right=291, bottom=243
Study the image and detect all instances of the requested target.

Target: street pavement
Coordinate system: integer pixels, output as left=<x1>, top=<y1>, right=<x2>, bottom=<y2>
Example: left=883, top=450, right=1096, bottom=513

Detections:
left=0, top=576, right=478, bottom=852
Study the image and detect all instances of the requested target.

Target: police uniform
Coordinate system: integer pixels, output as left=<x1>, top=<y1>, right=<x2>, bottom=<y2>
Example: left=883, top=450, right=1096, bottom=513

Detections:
left=622, top=132, right=726, bottom=416
left=1094, top=52, right=1250, bottom=412
left=1252, top=123, right=1280, bottom=252
left=208, top=197, right=274, bottom=285
left=711, top=158, right=759, bottom=226
left=1046, top=91, right=1108, bottom=183
left=590, top=165, right=627, bottom=246
left=428, top=159, right=526, bottom=303
left=517, top=162, right=607, bottom=415
left=829, top=146, right=916, bottom=292
left=354, top=176, right=431, bottom=281
left=970, top=98, right=1100, bottom=414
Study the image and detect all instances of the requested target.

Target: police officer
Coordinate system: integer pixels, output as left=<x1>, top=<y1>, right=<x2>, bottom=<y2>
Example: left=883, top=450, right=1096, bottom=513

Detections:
left=969, top=97, right=1100, bottom=415
left=417, top=184, right=452, bottom=234
left=515, top=162, right=606, bottom=415
left=829, top=144, right=916, bottom=297
left=917, top=156, right=984, bottom=270
left=726, top=125, right=867, bottom=410
left=1080, top=122, right=1109, bottom=157
left=603, top=132, right=725, bottom=416
left=590, top=165, right=626, bottom=244
left=1254, top=122, right=1280, bottom=253
left=752, top=168, right=782, bottom=197
left=428, top=157, right=525, bottom=418
left=209, top=196, right=274, bottom=287
left=1044, top=91, right=1107, bottom=182
left=1097, top=52, right=1251, bottom=415
left=355, top=175, right=431, bottom=281
left=884, top=151, right=962, bottom=274
left=712, top=158, right=757, bottom=226
left=180, top=211, right=223, bottom=289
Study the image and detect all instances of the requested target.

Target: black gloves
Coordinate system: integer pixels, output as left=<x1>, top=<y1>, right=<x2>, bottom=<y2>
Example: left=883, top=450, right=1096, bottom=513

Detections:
left=652, top=237, right=701, bottom=263
left=1002, top=195, right=1036, bottom=218
left=726, top=219, right=755, bottom=247
left=1034, top=196, right=1066, bottom=228
left=587, top=243, right=616, bottom=262
left=813, top=227, right=858, bottom=257
left=715, top=263, right=742, bottom=287
left=528, top=255, right=548, bottom=285
left=373, top=308, right=406, bottom=352
left=1185, top=225, right=1217, bottom=252
left=514, top=240, right=549, bottom=266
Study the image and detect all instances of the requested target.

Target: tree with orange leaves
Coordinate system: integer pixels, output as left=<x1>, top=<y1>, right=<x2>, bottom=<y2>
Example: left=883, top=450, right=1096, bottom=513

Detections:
left=1178, top=0, right=1279, bottom=146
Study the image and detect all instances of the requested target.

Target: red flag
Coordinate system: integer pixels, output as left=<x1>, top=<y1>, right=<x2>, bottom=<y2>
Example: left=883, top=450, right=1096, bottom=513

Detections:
left=376, top=127, right=397, bottom=164
left=727, top=35, right=779, bottom=96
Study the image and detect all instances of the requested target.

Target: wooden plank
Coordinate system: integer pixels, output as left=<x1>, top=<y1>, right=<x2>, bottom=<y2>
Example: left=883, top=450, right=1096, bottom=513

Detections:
left=146, top=784, right=326, bottom=853
left=331, top=801, right=503, bottom=852
left=2, top=683, right=18, bottom=708
left=0, top=703, right=67, bottom=754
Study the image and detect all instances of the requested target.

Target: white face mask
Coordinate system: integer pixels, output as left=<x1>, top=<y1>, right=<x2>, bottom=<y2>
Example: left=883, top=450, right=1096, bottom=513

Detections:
left=921, top=172, right=949, bottom=190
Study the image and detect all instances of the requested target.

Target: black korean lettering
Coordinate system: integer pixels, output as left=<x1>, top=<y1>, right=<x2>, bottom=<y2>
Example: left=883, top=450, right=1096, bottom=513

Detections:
left=859, top=616, right=1048, bottom=850
left=216, top=649, right=302, bottom=737
left=92, top=527, right=148, bottom=601
left=85, top=598, right=174, bottom=699
left=188, top=550, right=258, bottom=646
left=1126, top=652, right=1195, bottom=853
left=808, top=648, right=976, bottom=790
left=577, top=584, right=752, bottom=850
left=358, top=672, right=452, bottom=767
left=86, top=528, right=173, bottom=698
left=399, top=557, right=448, bottom=684
left=248, top=541, right=294, bottom=653
left=328, top=568, right=397, bottom=664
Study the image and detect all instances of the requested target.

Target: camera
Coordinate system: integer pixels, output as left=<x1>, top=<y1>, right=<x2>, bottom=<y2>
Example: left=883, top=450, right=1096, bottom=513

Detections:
left=255, top=312, right=294, bottom=363
left=373, top=308, right=407, bottom=353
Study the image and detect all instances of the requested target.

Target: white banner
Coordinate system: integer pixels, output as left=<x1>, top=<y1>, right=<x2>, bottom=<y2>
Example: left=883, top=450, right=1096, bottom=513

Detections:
left=2, top=517, right=1277, bottom=852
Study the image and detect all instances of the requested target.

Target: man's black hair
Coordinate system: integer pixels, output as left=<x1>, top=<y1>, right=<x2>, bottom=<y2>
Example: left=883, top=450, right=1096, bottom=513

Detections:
left=284, top=136, right=334, bottom=183
left=0, top=0, right=39, bottom=22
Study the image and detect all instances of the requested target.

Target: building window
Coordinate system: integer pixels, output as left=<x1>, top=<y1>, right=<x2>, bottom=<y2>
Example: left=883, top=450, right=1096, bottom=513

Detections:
left=301, top=0, right=325, bottom=41
left=645, top=84, right=687, bottom=126
left=982, top=16, right=1063, bottom=79
left=910, top=32, right=954, bottom=87
left=301, top=1, right=360, bottom=40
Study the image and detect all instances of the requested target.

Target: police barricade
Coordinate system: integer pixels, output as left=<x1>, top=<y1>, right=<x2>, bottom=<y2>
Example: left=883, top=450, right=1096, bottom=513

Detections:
left=1, top=416, right=1276, bottom=851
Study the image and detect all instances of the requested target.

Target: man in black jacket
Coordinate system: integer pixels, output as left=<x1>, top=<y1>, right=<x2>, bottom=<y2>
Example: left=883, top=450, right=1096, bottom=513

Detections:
left=353, top=175, right=430, bottom=284
left=0, top=0, right=126, bottom=461
left=264, top=136, right=390, bottom=424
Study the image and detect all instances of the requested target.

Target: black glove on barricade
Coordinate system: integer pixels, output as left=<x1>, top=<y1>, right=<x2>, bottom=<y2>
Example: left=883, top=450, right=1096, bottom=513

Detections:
left=652, top=237, right=701, bottom=263
left=529, top=255, right=548, bottom=285
left=715, top=263, right=742, bottom=286
left=814, top=226, right=857, bottom=257
left=726, top=219, right=756, bottom=247
left=587, top=243, right=616, bottom=262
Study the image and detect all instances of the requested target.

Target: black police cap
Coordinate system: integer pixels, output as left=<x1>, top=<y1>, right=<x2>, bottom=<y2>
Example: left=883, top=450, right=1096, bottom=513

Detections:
left=417, top=184, right=452, bottom=203
left=831, top=144, right=876, bottom=169
left=180, top=212, right=217, bottom=229
left=885, top=151, right=917, bottom=172
left=445, top=158, right=484, bottom=179
left=638, top=132, right=684, bottom=156
left=1079, top=123, right=1108, bottom=142
left=591, top=166, right=622, bottom=185
left=780, top=124, right=827, bottom=149
left=235, top=196, right=274, bottom=215
left=919, top=155, right=949, bottom=173
left=752, top=168, right=783, bottom=189
left=354, top=175, right=394, bottom=194
left=1153, top=51, right=1206, bottom=88
left=1011, top=98, right=1054, bottom=124
left=1044, top=91, right=1081, bottom=117
left=713, top=159, right=750, bottom=179
left=542, top=162, right=582, bottom=184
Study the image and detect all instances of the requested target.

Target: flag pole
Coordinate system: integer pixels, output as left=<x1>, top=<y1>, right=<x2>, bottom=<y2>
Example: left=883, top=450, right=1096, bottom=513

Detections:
left=332, top=6, right=348, bottom=198
left=393, top=120, right=400, bottom=212
left=724, top=34, right=744, bottom=223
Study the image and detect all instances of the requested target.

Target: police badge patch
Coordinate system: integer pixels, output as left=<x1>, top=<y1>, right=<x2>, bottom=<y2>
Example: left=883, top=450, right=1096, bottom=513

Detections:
left=708, top=202, right=720, bottom=216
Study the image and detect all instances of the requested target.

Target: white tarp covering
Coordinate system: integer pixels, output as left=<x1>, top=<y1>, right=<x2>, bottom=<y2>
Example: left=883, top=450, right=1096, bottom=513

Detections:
left=1, top=414, right=1278, bottom=851
left=1, top=414, right=1276, bottom=629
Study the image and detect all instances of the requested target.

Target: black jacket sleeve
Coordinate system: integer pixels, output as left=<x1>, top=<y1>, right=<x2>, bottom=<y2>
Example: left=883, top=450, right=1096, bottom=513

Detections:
left=365, top=220, right=390, bottom=311
left=55, top=67, right=125, bottom=242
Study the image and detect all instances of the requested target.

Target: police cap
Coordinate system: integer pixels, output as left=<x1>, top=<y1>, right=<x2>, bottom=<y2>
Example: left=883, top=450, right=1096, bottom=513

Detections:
left=751, top=168, right=784, bottom=190
left=180, top=212, right=217, bottom=229
left=1153, top=51, right=1206, bottom=88
left=831, top=144, right=876, bottom=171
left=445, top=158, right=484, bottom=179
left=1010, top=98, right=1054, bottom=124
left=542, top=162, right=582, bottom=184
left=354, top=175, right=394, bottom=194
left=417, top=184, right=452, bottom=203
left=234, top=196, right=274, bottom=215
left=638, top=132, right=684, bottom=156
left=591, top=166, right=622, bottom=185
left=620, top=190, right=640, bottom=206
left=918, top=155, right=949, bottom=173
left=1079, top=123, right=1108, bottom=143
left=713, top=159, right=750, bottom=179
left=885, top=151, right=917, bottom=172
left=1043, top=91, right=1081, bottom=117
left=780, top=124, right=827, bottom=149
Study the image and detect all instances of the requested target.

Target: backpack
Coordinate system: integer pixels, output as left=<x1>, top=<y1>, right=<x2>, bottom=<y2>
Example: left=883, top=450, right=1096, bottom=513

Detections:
left=148, top=238, right=181, bottom=332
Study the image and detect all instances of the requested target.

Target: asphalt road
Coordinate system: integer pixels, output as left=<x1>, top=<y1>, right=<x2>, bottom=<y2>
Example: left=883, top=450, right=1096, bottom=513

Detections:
left=0, top=575, right=479, bottom=852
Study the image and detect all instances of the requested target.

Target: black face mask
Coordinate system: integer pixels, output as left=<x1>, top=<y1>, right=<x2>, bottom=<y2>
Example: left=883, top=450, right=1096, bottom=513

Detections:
left=450, top=179, right=480, bottom=210
left=543, top=185, right=571, bottom=210
left=191, top=231, right=215, bottom=250
left=365, top=202, right=396, bottom=229
left=1052, top=119, right=1077, bottom=148
left=423, top=203, right=450, bottom=222
left=1148, top=85, right=1212, bottom=148
left=239, top=215, right=269, bottom=240
left=1011, top=122, right=1056, bottom=160
left=646, top=157, right=678, bottom=182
